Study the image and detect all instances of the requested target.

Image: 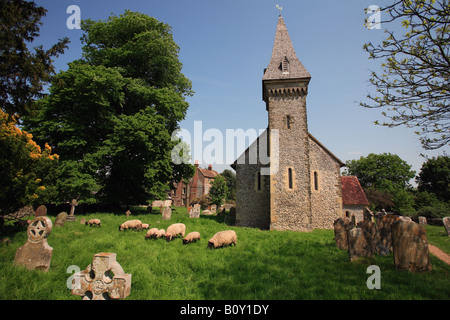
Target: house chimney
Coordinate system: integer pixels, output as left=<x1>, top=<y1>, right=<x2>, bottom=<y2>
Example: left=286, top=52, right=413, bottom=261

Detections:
left=208, top=164, right=212, bottom=170
left=194, top=160, right=199, bottom=168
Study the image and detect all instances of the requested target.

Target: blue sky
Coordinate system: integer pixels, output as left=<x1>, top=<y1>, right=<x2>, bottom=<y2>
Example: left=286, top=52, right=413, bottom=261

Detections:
left=33, top=0, right=448, bottom=180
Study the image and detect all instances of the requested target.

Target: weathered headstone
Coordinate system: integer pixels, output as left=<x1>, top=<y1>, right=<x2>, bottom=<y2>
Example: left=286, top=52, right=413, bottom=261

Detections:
left=392, top=220, right=432, bottom=272
left=376, top=214, right=400, bottom=255
left=14, top=216, right=53, bottom=272
left=399, top=216, right=412, bottom=222
left=333, top=218, right=354, bottom=250
left=210, top=204, right=217, bottom=213
left=54, top=212, right=68, bottom=227
left=189, top=204, right=200, bottom=218
left=443, top=217, right=450, bottom=237
left=161, top=207, right=172, bottom=220
left=80, top=218, right=86, bottom=225
left=72, top=252, right=132, bottom=300
left=418, top=216, right=427, bottom=225
left=125, top=210, right=131, bottom=218
left=202, top=209, right=213, bottom=215
left=35, top=205, right=47, bottom=217
left=356, top=220, right=377, bottom=253
left=348, top=227, right=374, bottom=261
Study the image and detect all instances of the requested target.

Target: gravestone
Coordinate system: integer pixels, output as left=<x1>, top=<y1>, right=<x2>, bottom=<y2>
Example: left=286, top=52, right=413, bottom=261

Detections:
left=72, top=252, right=131, bottom=300
left=376, top=214, right=400, bottom=255
left=443, top=217, right=450, bottom=237
left=35, top=205, right=47, bottom=217
left=66, top=199, right=78, bottom=221
left=418, top=216, right=427, bottom=225
left=125, top=210, right=131, bottom=218
left=161, top=207, right=172, bottom=220
left=54, top=212, right=68, bottom=227
left=356, top=220, right=377, bottom=254
left=392, top=220, right=432, bottom=272
left=333, top=218, right=354, bottom=250
left=14, top=216, right=53, bottom=272
left=189, top=205, right=200, bottom=218
left=202, top=209, right=213, bottom=215
left=210, top=204, right=217, bottom=213
left=80, top=218, right=86, bottom=225
left=348, top=227, right=374, bottom=262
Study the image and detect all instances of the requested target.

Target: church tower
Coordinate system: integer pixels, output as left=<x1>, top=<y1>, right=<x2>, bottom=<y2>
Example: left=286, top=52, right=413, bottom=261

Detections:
left=263, top=15, right=313, bottom=231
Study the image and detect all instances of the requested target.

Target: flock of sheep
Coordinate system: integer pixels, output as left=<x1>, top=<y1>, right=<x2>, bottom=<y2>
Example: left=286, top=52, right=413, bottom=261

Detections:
left=85, top=218, right=237, bottom=249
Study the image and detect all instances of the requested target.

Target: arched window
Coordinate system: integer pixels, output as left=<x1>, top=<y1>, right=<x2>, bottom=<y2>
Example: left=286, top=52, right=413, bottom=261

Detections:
left=288, top=168, right=293, bottom=189
left=257, top=171, right=261, bottom=191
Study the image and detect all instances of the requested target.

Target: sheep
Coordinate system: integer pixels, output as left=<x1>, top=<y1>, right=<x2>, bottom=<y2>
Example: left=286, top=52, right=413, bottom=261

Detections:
left=155, top=229, right=165, bottom=239
left=165, top=223, right=186, bottom=241
left=119, top=219, right=142, bottom=231
left=142, top=223, right=150, bottom=229
left=183, top=231, right=201, bottom=244
left=145, top=228, right=159, bottom=239
left=208, top=230, right=237, bottom=249
left=86, top=219, right=101, bottom=227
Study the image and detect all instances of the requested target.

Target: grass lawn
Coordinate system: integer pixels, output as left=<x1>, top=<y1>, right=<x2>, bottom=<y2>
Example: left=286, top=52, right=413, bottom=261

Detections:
left=0, top=206, right=449, bottom=300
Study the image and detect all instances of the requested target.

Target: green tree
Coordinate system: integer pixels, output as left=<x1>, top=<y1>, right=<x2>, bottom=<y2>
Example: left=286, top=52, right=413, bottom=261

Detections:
left=361, top=0, right=449, bottom=150
left=24, top=11, right=194, bottom=205
left=344, top=153, right=416, bottom=213
left=209, top=175, right=228, bottom=208
left=221, top=169, right=236, bottom=201
left=416, top=155, right=450, bottom=201
left=0, top=0, right=68, bottom=121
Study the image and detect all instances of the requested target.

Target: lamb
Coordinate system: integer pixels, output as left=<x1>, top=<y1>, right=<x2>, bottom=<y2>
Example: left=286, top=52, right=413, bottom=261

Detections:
left=145, top=228, right=159, bottom=239
left=85, top=219, right=101, bottom=227
left=119, top=219, right=142, bottom=231
left=165, top=223, right=186, bottom=241
left=183, top=231, right=201, bottom=244
left=208, top=230, right=237, bottom=249
left=142, top=223, right=150, bottom=229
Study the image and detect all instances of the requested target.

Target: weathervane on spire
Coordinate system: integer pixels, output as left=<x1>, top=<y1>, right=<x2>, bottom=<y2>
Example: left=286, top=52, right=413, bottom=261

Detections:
left=276, top=4, right=282, bottom=16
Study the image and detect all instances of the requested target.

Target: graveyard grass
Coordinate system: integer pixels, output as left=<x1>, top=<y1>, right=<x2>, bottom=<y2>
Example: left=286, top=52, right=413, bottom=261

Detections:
left=1, top=207, right=449, bottom=300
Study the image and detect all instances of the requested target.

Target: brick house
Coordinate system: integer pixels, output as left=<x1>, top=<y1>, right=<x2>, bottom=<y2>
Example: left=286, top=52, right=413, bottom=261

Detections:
left=171, top=161, right=219, bottom=207
left=231, top=15, right=366, bottom=231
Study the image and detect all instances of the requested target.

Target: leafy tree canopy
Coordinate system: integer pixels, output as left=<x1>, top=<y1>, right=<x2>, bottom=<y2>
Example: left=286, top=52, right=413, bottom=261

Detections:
left=416, top=155, right=450, bottom=201
left=23, top=11, right=195, bottom=205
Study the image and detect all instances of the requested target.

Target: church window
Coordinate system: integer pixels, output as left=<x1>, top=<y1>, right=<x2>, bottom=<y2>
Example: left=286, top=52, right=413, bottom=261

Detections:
left=314, top=171, right=319, bottom=191
left=288, top=168, right=293, bottom=189
left=282, top=56, right=289, bottom=74
left=257, top=171, right=261, bottom=191
left=286, top=115, right=291, bottom=129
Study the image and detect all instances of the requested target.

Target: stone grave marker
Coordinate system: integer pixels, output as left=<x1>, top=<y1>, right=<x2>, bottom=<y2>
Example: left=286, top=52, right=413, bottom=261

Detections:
left=71, top=252, right=132, bottom=300
left=376, top=214, right=400, bottom=254
left=80, top=218, right=86, bottom=225
left=348, top=227, right=374, bottom=262
left=35, top=205, right=47, bottom=217
left=54, top=212, right=68, bottom=227
left=190, top=204, right=200, bottom=218
left=162, top=207, right=172, bottom=220
left=210, top=204, right=217, bottom=213
left=418, top=216, right=427, bottom=225
left=66, top=199, right=78, bottom=221
left=392, top=220, right=432, bottom=272
left=14, top=216, right=53, bottom=272
left=333, top=218, right=354, bottom=250
left=443, top=217, right=450, bottom=237
left=125, top=210, right=131, bottom=218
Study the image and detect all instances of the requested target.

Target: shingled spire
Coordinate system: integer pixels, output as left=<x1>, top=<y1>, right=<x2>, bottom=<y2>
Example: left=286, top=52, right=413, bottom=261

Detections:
left=263, top=15, right=311, bottom=81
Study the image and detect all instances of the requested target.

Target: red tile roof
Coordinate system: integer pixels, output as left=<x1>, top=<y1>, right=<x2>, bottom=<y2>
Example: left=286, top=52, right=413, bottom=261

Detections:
left=341, top=176, right=369, bottom=206
left=198, top=168, right=219, bottom=179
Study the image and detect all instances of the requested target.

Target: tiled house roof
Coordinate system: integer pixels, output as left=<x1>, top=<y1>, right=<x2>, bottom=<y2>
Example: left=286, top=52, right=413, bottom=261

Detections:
left=198, top=167, right=219, bottom=179
left=341, top=176, right=369, bottom=206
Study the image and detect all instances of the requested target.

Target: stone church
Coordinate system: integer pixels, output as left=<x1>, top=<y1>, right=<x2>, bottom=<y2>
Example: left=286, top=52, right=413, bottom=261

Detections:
left=231, top=15, right=360, bottom=231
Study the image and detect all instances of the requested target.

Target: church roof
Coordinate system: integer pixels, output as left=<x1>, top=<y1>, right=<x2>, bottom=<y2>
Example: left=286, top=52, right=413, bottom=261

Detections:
left=341, top=176, right=369, bottom=206
left=263, top=15, right=311, bottom=81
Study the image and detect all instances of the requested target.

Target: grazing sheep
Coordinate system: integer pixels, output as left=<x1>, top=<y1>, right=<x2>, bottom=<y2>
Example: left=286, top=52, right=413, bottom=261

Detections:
left=145, top=228, right=159, bottom=239
left=119, top=219, right=142, bottom=231
left=86, top=219, right=101, bottom=227
left=208, top=230, right=237, bottom=249
left=155, top=229, right=165, bottom=239
left=183, top=231, right=201, bottom=244
left=165, top=223, right=186, bottom=241
left=142, top=223, right=150, bottom=229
